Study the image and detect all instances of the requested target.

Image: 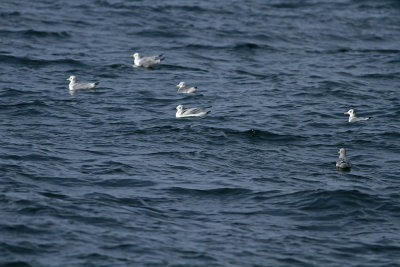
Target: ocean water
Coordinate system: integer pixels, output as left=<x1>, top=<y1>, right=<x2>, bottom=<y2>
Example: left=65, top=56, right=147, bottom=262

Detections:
left=1, top=0, right=400, bottom=266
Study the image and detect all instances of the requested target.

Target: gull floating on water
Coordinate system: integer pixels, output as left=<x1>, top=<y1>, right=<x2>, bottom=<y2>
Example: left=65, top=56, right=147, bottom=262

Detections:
left=336, top=148, right=351, bottom=170
left=344, top=109, right=372, bottom=123
left=176, top=105, right=211, bottom=118
left=66, top=75, right=99, bottom=92
left=130, top=52, right=164, bottom=68
left=177, top=81, right=197, bottom=94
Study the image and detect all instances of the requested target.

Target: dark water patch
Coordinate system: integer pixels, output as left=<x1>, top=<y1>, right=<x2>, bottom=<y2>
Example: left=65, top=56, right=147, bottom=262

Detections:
left=166, top=187, right=253, bottom=199
left=27, top=177, right=90, bottom=187
left=3, top=153, right=65, bottom=163
left=335, top=243, right=400, bottom=254
left=2, top=243, right=38, bottom=255
left=0, top=11, right=21, bottom=18
left=355, top=49, right=400, bottom=54
left=160, top=64, right=209, bottom=73
left=38, top=191, right=68, bottom=200
left=1, top=224, right=49, bottom=235
left=134, top=30, right=187, bottom=38
left=0, top=100, right=49, bottom=109
left=357, top=1, right=400, bottom=9
left=0, top=55, right=86, bottom=68
left=97, top=1, right=215, bottom=15
left=158, top=4, right=209, bottom=13
left=231, top=42, right=276, bottom=51
left=81, top=161, right=134, bottom=175
left=235, top=70, right=279, bottom=80
left=17, top=203, right=59, bottom=216
left=93, top=178, right=156, bottom=188
left=80, top=193, right=167, bottom=218
left=104, top=63, right=130, bottom=71
left=0, top=29, right=70, bottom=39
left=380, top=131, right=400, bottom=138
left=271, top=2, right=316, bottom=9
left=0, top=261, right=32, bottom=267
left=132, top=125, right=184, bottom=135
left=288, top=189, right=384, bottom=211
left=357, top=73, right=400, bottom=80
left=180, top=42, right=277, bottom=52
left=224, top=128, right=308, bottom=143
left=98, top=106, right=131, bottom=112
left=0, top=88, right=35, bottom=98
left=83, top=192, right=157, bottom=208
left=175, top=44, right=217, bottom=50
left=56, top=212, right=123, bottom=228
left=94, top=0, right=135, bottom=10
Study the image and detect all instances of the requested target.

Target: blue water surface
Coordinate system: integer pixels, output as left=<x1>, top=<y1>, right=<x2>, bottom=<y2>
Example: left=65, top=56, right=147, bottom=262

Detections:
left=1, top=0, right=400, bottom=266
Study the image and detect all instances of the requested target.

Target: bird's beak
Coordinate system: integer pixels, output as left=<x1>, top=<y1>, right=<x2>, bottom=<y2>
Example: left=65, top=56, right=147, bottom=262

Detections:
left=344, top=112, right=349, bottom=115
left=130, top=54, right=134, bottom=58
left=176, top=84, right=179, bottom=87
left=338, top=151, right=340, bottom=154
left=66, top=78, right=70, bottom=80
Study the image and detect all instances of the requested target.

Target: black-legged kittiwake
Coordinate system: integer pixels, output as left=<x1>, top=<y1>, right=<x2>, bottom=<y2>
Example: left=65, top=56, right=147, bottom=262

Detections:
left=67, top=75, right=99, bottom=92
left=130, top=52, right=164, bottom=68
left=177, top=82, right=197, bottom=94
left=336, top=148, right=352, bottom=170
left=344, top=109, right=372, bottom=123
left=176, top=105, right=211, bottom=118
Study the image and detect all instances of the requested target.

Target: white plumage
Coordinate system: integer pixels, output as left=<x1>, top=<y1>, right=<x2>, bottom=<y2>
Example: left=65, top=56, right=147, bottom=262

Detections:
left=131, top=52, right=164, bottom=68
left=67, top=75, right=99, bottom=91
left=176, top=81, right=197, bottom=94
left=336, top=148, right=351, bottom=169
left=175, top=105, right=211, bottom=118
left=344, top=109, right=372, bottom=123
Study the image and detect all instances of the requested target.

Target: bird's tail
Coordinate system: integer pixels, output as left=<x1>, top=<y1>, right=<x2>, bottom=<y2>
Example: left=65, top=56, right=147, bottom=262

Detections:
left=156, top=54, right=165, bottom=62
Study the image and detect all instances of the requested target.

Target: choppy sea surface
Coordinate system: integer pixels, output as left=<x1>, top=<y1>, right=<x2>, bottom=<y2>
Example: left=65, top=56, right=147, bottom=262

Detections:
left=1, top=0, right=400, bottom=266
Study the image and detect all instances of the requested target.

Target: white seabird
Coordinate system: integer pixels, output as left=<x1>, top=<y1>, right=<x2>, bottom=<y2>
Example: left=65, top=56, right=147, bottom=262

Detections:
left=66, top=75, right=99, bottom=92
left=344, top=109, right=372, bottom=123
left=176, top=105, right=211, bottom=118
left=176, top=82, right=197, bottom=94
left=130, top=52, right=164, bottom=68
left=336, top=148, right=352, bottom=170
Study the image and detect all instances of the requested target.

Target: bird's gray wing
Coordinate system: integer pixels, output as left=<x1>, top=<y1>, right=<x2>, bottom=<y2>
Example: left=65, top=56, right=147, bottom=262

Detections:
left=182, top=106, right=211, bottom=115
left=140, top=57, right=159, bottom=67
left=182, top=108, right=202, bottom=115
left=72, top=83, right=93, bottom=90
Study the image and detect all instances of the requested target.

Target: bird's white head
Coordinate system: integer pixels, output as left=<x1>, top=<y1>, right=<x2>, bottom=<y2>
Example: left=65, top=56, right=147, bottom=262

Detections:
left=338, top=148, right=346, bottom=156
left=131, top=53, right=139, bottom=59
left=66, top=75, right=76, bottom=82
left=177, top=82, right=186, bottom=88
left=344, top=109, right=355, bottom=116
left=176, top=105, right=184, bottom=111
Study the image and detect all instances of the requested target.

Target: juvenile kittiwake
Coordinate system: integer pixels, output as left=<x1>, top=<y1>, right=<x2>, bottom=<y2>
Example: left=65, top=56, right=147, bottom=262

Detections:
left=66, top=75, right=99, bottom=92
left=176, top=105, right=211, bottom=118
left=130, top=52, right=164, bottom=68
left=344, top=109, right=372, bottom=123
left=336, top=148, right=352, bottom=170
left=177, top=82, right=197, bottom=94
